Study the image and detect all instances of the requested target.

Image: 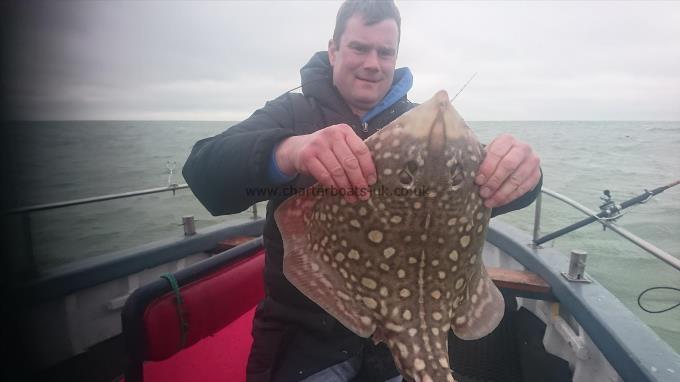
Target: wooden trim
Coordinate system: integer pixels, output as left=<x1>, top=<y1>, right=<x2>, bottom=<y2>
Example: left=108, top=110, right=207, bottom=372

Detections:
left=488, top=267, right=551, bottom=295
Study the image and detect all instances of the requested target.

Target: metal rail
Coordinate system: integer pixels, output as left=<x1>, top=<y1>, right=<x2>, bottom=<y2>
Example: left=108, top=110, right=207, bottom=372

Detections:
left=7, top=184, right=191, bottom=214
left=533, top=187, right=680, bottom=272
left=6, top=183, right=260, bottom=276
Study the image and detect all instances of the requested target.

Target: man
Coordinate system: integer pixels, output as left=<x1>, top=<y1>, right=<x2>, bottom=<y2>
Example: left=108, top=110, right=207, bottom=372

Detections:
left=183, top=1, right=541, bottom=381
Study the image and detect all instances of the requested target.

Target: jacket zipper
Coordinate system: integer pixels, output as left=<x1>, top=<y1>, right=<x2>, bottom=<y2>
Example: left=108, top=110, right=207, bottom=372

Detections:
left=362, top=122, right=368, bottom=133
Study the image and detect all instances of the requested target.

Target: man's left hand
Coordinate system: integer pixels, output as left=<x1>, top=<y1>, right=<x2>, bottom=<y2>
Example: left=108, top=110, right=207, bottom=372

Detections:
left=475, top=134, right=541, bottom=208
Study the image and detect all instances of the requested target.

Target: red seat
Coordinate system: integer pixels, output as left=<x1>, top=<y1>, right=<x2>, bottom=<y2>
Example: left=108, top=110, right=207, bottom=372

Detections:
left=141, top=306, right=257, bottom=382
left=121, top=242, right=265, bottom=382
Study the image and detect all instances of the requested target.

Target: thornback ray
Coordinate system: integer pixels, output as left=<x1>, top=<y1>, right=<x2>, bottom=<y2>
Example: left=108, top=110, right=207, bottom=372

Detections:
left=275, top=90, right=505, bottom=382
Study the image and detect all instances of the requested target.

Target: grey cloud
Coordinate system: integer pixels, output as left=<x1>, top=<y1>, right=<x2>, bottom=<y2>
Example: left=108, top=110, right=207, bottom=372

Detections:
left=3, top=0, right=679, bottom=121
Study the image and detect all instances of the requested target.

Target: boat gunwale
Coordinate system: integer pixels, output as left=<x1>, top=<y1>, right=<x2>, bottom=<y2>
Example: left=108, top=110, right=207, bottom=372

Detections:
left=10, top=216, right=680, bottom=381
left=10, top=217, right=265, bottom=303
left=488, top=219, right=680, bottom=382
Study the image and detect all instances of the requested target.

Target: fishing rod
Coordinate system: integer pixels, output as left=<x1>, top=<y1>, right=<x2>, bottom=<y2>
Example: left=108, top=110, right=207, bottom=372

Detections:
left=534, top=179, right=680, bottom=245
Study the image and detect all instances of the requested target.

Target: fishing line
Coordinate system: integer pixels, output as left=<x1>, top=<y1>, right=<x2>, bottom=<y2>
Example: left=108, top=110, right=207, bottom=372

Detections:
left=450, top=72, right=477, bottom=103
left=637, top=286, right=680, bottom=314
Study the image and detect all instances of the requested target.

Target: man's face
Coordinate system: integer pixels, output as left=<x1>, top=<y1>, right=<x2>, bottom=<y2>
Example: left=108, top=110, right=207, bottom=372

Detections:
left=328, top=15, right=399, bottom=117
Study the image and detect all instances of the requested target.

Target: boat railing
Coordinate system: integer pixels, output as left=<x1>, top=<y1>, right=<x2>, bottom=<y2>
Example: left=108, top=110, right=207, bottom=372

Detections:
left=6, top=184, right=677, bottom=276
left=5, top=183, right=261, bottom=275
left=532, top=187, right=680, bottom=272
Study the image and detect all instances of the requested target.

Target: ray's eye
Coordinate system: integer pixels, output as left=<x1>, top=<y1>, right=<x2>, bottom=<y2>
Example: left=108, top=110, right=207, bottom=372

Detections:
left=399, top=170, right=413, bottom=186
left=450, top=166, right=465, bottom=190
left=399, top=160, right=418, bottom=187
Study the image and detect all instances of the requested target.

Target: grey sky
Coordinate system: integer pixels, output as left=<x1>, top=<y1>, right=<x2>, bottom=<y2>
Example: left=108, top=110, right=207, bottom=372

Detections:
left=3, top=0, right=679, bottom=121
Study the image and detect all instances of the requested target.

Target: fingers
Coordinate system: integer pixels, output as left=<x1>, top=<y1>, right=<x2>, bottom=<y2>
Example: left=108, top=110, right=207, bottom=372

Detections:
left=291, top=124, right=375, bottom=203
left=344, top=131, right=377, bottom=185
left=476, top=134, right=541, bottom=208
left=485, top=157, right=541, bottom=208
left=320, top=148, right=358, bottom=203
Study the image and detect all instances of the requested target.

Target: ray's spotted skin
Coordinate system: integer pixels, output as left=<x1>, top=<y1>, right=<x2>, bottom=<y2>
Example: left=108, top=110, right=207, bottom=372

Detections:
left=275, top=90, right=505, bottom=382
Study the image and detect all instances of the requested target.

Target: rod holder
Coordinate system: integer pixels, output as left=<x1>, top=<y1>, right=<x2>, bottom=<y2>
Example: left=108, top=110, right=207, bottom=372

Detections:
left=561, top=249, right=591, bottom=283
left=182, top=215, right=196, bottom=236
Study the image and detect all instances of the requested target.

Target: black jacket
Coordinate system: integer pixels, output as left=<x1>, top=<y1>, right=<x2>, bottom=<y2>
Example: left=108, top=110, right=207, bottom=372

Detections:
left=183, top=51, right=542, bottom=381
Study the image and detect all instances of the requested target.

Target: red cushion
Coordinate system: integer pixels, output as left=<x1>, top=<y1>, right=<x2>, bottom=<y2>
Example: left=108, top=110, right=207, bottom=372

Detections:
left=143, top=250, right=265, bottom=361
left=140, top=306, right=256, bottom=382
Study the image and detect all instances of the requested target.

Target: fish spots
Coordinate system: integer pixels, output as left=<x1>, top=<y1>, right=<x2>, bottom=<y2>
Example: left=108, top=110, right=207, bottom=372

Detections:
left=361, top=277, right=378, bottom=290
left=460, top=235, right=471, bottom=248
left=402, top=309, right=412, bottom=320
left=431, top=327, right=440, bottom=336
left=390, top=215, right=403, bottom=224
left=362, top=297, right=378, bottom=309
left=438, top=271, right=446, bottom=279
left=397, top=269, right=406, bottom=279
left=380, top=286, right=389, bottom=297
left=469, top=254, right=477, bottom=264
left=432, top=312, right=443, bottom=321
left=385, top=322, right=405, bottom=332
left=455, top=278, right=465, bottom=290
left=409, top=257, right=418, bottom=264
left=400, top=288, right=412, bottom=298
left=350, top=219, right=361, bottom=229
left=408, top=328, right=418, bottom=337
left=438, top=357, right=449, bottom=368
left=368, top=230, right=384, bottom=243
left=383, top=168, right=393, bottom=176
left=337, top=291, right=351, bottom=301
left=449, top=250, right=459, bottom=261
left=310, top=262, right=320, bottom=272
left=383, top=247, right=396, bottom=259
left=335, top=252, right=345, bottom=262
left=447, top=217, right=457, bottom=226
left=413, top=201, right=422, bottom=209
left=455, top=316, right=467, bottom=325
left=346, top=249, right=360, bottom=260
left=431, top=259, right=440, bottom=267
left=430, top=290, right=442, bottom=300
left=397, top=342, right=409, bottom=358
left=360, top=316, right=372, bottom=326
left=380, top=263, right=391, bottom=271
left=414, top=358, right=426, bottom=371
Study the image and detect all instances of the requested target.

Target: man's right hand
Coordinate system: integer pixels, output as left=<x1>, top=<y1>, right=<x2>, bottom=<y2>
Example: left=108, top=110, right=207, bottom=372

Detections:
left=274, top=124, right=377, bottom=203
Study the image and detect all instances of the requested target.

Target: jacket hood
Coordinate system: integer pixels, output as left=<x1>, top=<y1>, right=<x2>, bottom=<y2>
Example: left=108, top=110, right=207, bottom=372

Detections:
left=299, top=51, right=412, bottom=122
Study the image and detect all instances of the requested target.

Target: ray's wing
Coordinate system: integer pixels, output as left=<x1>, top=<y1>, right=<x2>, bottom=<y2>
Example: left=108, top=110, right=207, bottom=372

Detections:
left=451, top=265, right=504, bottom=340
left=275, top=186, right=377, bottom=337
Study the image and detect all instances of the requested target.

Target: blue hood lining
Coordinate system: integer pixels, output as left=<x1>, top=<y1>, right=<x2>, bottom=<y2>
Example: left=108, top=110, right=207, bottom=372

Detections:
left=361, top=67, right=413, bottom=124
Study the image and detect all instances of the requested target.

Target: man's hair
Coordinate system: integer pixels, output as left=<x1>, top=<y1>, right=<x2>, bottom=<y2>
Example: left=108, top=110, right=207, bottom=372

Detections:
left=332, top=0, right=401, bottom=49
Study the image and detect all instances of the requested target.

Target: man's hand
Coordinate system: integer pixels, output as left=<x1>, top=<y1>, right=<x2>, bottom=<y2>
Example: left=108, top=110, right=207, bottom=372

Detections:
left=475, top=134, right=541, bottom=208
left=275, top=124, right=377, bottom=203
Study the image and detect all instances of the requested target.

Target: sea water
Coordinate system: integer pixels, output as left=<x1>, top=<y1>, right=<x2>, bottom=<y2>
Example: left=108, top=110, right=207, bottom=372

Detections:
left=3, top=120, right=679, bottom=352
